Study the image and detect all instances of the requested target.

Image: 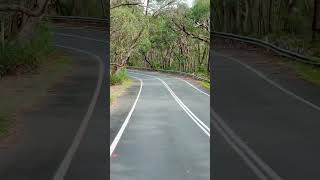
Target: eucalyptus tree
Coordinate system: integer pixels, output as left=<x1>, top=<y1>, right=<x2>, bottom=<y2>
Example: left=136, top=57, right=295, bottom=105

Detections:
left=0, top=0, right=51, bottom=42
left=110, top=0, right=210, bottom=76
left=213, top=0, right=320, bottom=56
left=213, top=0, right=319, bottom=38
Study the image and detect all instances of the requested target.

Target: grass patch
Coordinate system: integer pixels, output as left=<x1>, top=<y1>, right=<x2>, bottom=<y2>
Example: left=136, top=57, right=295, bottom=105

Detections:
left=0, top=21, right=59, bottom=137
left=110, top=78, right=132, bottom=105
left=0, top=114, right=10, bottom=136
left=200, top=81, right=210, bottom=90
left=110, top=68, right=129, bottom=85
left=290, top=62, right=320, bottom=86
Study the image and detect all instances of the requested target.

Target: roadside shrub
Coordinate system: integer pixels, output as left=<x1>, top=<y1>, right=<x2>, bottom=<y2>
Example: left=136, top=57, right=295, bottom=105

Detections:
left=0, top=22, right=53, bottom=78
left=0, top=114, right=9, bottom=136
left=110, top=68, right=128, bottom=85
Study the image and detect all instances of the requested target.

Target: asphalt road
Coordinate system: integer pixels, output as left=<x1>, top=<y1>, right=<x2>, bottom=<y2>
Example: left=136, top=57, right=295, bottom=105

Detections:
left=0, top=26, right=108, bottom=180
left=110, top=70, right=210, bottom=180
left=212, top=51, right=320, bottom=180
left=52, top=26, right=108, bottom=180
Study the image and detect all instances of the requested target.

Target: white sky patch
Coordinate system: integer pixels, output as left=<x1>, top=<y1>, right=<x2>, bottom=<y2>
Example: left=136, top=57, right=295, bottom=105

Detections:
left=142, top=0, right=195, bottom=8
left=186, top=0, right=194, bottom=7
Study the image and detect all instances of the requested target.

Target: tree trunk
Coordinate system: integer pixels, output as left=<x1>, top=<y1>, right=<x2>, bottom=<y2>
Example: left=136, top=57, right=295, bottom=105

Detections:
left=313, top=0, right=320, bottom=40
left=236, top=0, right=241, bottom=33
left=223, top=0, right=227, bottom=32
left=268, top=0, right=273, bottom=33
left=244, top=0, right=251, bottom=33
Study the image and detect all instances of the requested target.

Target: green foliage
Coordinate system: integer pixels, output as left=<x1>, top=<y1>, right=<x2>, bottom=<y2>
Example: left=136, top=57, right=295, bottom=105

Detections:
left=0, top=114, right=10, bottom=136
left=190, top=0, right=210, bottom=22
left=291, top=62, right=320, bottom=86
left=111, top=0, right=209, bottom=76
left=138, top=38, right=152, bottom=54
left=0, top=23, right=53, bottom=77
left=110, top=68, right=129, bottom=85
left=201, top=81, right=210, bottom=90
left=111, top=6, right=147, bottom=64
left=213, top=0, right=320, bottom=58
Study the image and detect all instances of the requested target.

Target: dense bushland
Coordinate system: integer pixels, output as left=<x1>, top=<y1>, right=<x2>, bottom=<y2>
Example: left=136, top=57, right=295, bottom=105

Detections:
left=110, top=0, right=210, bottom=78
left=213, top=0, right=320, bottom=57
left=0, top=22, right=53, bottom=77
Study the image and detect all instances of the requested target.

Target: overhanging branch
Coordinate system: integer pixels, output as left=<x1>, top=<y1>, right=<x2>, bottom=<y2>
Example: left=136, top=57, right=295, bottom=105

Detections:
left=152, top=0, right=176, bottom=17
left=111, top=3, right=144, bottom=9
left=171, top=19, right=209, bottom=43
left=0, top=0, right=50, bottom=17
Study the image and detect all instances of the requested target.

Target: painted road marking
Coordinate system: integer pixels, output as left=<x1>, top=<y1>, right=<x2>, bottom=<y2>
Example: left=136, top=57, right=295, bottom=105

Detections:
left=55, top=32, right=106, bottom=43
left=159, top=78, right=210, bottom=137
left=177, top=78, right=210, bottom=97
left=52, top=45, right=104, bottom=180
left=216, top=52, right=320, bottom=112
left=212, top=109, right=283, bottom=180
left=129, top=71, right=210, bottom=137
left=110, top=76, right=143, bottom=157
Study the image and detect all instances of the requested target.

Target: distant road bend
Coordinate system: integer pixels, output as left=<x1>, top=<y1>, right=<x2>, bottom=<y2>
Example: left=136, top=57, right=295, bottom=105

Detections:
left=110, top=70, right=210, bottom=180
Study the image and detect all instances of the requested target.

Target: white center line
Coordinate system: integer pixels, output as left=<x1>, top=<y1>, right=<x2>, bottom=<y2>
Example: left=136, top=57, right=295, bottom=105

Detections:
left=129, top=71, right=210, bottom=137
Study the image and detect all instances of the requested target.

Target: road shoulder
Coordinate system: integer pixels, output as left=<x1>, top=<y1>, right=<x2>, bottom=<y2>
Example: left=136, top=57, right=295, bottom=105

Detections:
left=110, top=78, right=140, bottom=145
left=0, top=51, right=72, bottom=145
left=0, top=49, right=100, bottom=180
left=215, top=48, right=320, bottom=106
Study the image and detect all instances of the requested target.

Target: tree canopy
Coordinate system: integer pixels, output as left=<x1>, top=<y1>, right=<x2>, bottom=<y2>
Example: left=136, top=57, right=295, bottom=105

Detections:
left=110, top=0, right=210, bottom=77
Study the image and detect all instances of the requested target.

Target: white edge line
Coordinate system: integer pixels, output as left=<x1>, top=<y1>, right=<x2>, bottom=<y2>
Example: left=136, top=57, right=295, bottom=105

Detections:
left=52, top=25, right=106, bottom=33
left=110, top=76, right=143, bottom=157
left=52, top=45, right=104, bottom=180
left=177, top=78, right=210, bottom=97
left=216, top=53, right=320, bottom=112
left=55, top=32, right=106, bottom=43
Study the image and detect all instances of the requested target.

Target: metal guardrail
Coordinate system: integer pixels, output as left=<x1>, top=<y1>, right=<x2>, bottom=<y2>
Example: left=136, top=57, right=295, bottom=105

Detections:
left=125, top=66, right=210, bottom=83
left=45, top=15, right=107, bottom=27
left=213, top=32, right=320, bottom=66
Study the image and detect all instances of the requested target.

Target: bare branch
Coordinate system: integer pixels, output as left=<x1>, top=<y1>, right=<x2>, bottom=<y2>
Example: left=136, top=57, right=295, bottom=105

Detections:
left=171, top=20, right=209, bottom=43
left=195, top=21, right=209, bottom=32
left=152, top=0, right=176, bottom=17
left=111, top=2, right=144, bottom=9
left=120, top=27, right=145, bottom=66
left=0, top=0, right=50, bottom=17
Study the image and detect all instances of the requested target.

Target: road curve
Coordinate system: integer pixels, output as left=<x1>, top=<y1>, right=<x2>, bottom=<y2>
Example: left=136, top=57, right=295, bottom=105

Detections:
left=52, top=26, right=108, bottom=180
left=110, top=70, right=210, bottom=180
left=212, top=51, right=320, bottom=180
left=0, top=25, right=108, bottom=180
